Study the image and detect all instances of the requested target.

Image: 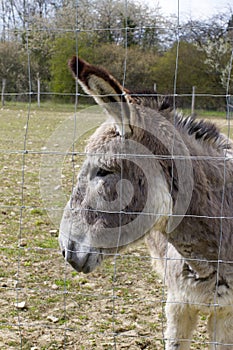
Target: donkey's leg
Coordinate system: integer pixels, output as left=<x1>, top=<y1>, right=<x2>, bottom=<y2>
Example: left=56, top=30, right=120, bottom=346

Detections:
left=207, top=308, right=233, bottom=350
left=165, top=302, right=198, bottom=350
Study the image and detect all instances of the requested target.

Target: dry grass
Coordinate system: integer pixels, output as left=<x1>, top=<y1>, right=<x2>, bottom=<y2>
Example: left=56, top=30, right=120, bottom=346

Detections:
left=0, top=103, right=231, bottom=349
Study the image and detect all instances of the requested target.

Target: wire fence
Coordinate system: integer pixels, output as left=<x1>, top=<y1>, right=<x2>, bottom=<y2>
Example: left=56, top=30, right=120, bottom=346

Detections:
left=1, top=0, right=233, bottom=349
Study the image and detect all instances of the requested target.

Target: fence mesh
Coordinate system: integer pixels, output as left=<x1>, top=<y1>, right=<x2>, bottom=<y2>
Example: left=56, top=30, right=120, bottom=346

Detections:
left=0, top=0, right=233, bottom=349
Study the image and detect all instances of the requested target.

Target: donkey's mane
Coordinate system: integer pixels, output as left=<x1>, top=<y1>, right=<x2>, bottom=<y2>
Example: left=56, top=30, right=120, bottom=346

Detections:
left=129, top=89, right=230, bottom=152
left=175, top=113, right=231, bottom=151
left=129, top=90, right=172, bottom=111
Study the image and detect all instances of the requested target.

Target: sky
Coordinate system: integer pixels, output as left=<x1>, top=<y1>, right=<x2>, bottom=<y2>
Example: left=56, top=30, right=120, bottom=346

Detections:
left=151, top=0, right=232, bottom=21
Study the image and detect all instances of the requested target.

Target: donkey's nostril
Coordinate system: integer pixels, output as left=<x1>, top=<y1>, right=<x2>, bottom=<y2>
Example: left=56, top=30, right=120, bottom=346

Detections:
left=62, top=250, right=66, bottom=258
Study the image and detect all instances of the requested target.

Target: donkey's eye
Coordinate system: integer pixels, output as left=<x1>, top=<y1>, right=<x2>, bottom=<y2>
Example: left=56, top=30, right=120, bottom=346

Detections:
left=96, top=168, right=113, bottom=177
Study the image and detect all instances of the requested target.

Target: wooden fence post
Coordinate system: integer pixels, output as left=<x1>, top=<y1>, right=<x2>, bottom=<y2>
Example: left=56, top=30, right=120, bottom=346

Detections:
left=37, top=74, right=40, bottom=108
left=1, top=78, right=6, bottom=107
left=191, top=86, right=195, bottom=116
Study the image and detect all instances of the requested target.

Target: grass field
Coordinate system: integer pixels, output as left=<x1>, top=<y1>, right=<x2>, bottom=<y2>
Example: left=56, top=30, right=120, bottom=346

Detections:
left=0, top=102, right=232, bottom=349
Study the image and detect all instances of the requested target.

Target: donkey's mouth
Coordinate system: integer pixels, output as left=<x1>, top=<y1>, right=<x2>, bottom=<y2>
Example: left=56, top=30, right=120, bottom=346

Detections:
left=69, top=256, right=92, bottom=274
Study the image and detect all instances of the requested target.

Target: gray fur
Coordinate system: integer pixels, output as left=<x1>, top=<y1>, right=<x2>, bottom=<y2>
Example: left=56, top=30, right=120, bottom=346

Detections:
left=59, top=58, right=233, bottom=349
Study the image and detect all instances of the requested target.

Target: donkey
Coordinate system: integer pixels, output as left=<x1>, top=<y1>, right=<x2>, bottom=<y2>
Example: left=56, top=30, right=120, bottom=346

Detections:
left=59, top=57, right=233, bottom=349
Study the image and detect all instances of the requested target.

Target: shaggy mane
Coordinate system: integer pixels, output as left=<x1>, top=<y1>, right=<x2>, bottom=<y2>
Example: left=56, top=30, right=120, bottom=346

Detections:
left=129, top=90, right=173, bottom=111
left=175, top=114, right=231, bottom=151
left=129, top=89, right=230, bottom=152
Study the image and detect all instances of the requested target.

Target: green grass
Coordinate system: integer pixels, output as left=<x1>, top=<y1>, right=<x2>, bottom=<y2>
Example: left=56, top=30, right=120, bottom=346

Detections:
left=183, top=109, right=226, bottom=118
left=1, top=100, right=88, bottom=112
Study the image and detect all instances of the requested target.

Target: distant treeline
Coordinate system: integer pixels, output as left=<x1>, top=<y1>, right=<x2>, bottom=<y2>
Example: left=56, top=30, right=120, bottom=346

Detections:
left=0, top=0, right=232, bottom=109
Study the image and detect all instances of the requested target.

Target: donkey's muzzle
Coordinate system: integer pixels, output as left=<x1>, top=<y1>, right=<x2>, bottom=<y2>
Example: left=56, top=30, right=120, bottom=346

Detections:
left=61, top=240, right=102, bottom=274
left=63, top=241, right=89, bottom=273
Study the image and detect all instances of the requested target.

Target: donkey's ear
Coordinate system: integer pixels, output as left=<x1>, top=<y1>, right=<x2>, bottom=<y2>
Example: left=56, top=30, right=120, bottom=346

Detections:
left=68, top=56, right=132, bottom=136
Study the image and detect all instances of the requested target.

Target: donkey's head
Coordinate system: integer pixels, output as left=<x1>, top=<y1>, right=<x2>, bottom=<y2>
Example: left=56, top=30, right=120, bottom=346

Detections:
left=59, top=57, right=192, bottom=273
